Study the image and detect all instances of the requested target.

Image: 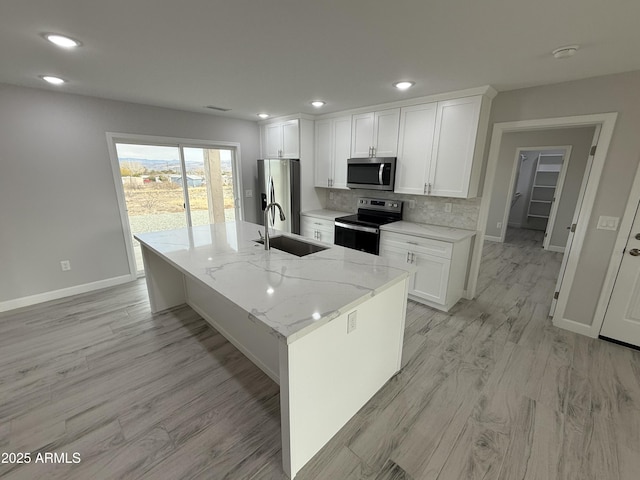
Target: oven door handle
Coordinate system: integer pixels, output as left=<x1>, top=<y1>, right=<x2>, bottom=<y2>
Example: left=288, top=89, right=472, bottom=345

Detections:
left=335, top=221, right=379, bottom=234
left=378, top=163, right=384, bottom=185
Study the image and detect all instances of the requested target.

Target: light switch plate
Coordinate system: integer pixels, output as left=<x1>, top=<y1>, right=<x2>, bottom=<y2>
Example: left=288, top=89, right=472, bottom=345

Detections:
left=408, top=200, right=416, bottom=209
left=245, top=189, right=253, bottom=197
left=444, top=202, right=452, bottom=213
left=597, top=216, right=619, bottom=231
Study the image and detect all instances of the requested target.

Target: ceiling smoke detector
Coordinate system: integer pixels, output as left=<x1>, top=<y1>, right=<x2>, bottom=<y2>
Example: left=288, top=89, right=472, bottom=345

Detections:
left=552, top=45, right=579, bottom=59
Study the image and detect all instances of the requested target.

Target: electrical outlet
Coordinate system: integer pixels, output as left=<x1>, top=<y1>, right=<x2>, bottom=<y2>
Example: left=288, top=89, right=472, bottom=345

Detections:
left=329, top=192, right=334, bottom=200
left=245, top=189, right=252, bottom=197
left=497, top=222, right=502, bottom=229
left=444, top=202, right=452, bottom=213
left=60, top=260, right=71, bottom=271
left=408, top=199, right=416, bottom=209
left=347, top=311, right=357, bottom=333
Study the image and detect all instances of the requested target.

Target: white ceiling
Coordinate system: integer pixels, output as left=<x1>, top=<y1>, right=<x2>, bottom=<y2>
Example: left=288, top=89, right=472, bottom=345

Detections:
left=2, top=0, right=640, bottom=121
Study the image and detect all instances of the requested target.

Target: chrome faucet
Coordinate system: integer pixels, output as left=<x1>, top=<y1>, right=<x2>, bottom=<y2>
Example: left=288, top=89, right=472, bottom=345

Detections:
left=263, top=202, right=286, bottom=250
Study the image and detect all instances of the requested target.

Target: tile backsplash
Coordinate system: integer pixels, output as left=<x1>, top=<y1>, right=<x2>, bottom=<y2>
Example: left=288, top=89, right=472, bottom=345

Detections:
left=323, top=189, right=481, bottom=231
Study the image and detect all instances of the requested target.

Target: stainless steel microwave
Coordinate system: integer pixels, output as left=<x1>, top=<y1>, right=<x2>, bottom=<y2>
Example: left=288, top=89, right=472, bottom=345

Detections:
left=346, top=157, right=396, bottom=191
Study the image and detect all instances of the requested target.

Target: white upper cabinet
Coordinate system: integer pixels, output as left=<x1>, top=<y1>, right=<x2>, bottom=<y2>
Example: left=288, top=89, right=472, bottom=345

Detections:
left=394, top=95, right=485, bottom=198
left=350, top=108, right=399, bottom=158
left=261, top=119, right=299, bottom=158
left=394, top=103, right=437, bottom=195
left=314, top=116, right=351, bottom=188
left=429, top=96, right=482, bottom=198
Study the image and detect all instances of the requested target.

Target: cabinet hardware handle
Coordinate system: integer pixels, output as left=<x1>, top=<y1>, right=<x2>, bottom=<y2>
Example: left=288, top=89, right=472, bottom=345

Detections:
left=407, top=241, right=418, bottom=245
left=406, top=252, right=411, bottom=263
left=411, top=253, right=416, bottom=263
left=428, top=183, right=432, bottom=194
left=630, top=248, right=640, bottom=256
left=424, top=184, right=427, bottom=194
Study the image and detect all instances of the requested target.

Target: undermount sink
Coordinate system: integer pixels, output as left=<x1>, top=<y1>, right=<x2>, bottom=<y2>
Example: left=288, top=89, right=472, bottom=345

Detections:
left=255, top=235, right=329, bottom=257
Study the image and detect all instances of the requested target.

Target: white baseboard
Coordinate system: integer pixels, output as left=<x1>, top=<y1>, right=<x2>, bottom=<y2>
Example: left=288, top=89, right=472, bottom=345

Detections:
left=0, top=274, right=135, bottom=313
left=483, top=235, right=502, bottom=243
left=552, top=316, right=597, bottom=338
left=546, top=245, right=566, bottom=253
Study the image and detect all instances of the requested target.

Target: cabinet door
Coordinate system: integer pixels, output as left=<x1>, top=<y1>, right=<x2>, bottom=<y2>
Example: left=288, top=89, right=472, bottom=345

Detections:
left=300, top=218, right=316, bottom=240
left=395, top=103, right=437, bottom=195
left=316, top=227, right=335, bottom=244
left=314, top=120, right=332, bottom=187
left=332, top=116, right=352, bottom=189
left=430, top=96, right=481, bottom=197
left=351, top=112, right=374, bottom=158
left=380, top=242, right=411, bottom=272
left=373, top=108, right=400, bottom=157
left=281, top=120, right=299, bottom=158
left=263, top=123, right=282, bottom=158
left=411, top=251, right=450, bottom=305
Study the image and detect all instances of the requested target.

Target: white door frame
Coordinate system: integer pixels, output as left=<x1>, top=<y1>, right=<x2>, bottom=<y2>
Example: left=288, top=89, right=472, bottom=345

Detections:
left=500, top=145, right=572, bottom=245
left=106, top=132, right=243, bottom=278
left=469, top=113, right=617, bottom=338
left=592, top=160, right=640, bottom=337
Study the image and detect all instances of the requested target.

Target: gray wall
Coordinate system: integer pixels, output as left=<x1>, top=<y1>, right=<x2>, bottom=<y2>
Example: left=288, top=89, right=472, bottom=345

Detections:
left=0, top=83, right=260, bottom=303
left=486, top=129, right=594, bottom=246
left=485, top=70, right=640, bottom=327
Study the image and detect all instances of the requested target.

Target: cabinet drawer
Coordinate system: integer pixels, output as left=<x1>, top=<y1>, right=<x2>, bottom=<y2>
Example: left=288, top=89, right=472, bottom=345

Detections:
left=380, top=232, right=452, bottom=259
left=301, top=216, right=334, bottom=231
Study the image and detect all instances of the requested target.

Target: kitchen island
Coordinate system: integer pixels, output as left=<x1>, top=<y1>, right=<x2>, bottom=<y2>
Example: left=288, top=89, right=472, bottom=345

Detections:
left=135, top=221, right=412, bottom=478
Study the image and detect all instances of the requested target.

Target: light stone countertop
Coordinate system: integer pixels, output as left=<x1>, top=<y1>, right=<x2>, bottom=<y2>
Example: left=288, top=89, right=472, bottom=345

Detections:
left=301, top=209, right=350, bottom=221
left=135, top=221, right=413, bottom=343
left=381, top=221, right=476, bottom=243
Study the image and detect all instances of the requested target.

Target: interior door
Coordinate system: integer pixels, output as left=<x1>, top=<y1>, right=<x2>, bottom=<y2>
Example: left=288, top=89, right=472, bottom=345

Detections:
left=600, top=202, right=640, bottom=347
left=550, top=126, right=601, bottom=315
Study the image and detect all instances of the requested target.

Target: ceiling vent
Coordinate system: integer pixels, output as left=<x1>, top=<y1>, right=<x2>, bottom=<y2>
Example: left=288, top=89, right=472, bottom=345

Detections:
left=205, top=105, right=231, bottom=112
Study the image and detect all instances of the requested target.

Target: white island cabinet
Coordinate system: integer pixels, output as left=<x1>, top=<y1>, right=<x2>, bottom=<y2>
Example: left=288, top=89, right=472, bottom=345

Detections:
left=135, top=222, right=411, bottom=479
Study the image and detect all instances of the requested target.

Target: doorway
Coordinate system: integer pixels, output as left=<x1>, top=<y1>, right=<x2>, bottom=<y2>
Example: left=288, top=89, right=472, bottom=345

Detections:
left=506, top=146, right=572, bottom=251
left=107, top=134, right=243, bottom=276
left=469, top=113, right=618, bottom=337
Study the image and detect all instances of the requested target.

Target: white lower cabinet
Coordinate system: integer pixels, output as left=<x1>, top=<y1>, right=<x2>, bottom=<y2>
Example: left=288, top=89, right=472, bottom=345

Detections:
left=301, top=215, right=335, bottom=244
left=380, top=231, right=471, bottom=311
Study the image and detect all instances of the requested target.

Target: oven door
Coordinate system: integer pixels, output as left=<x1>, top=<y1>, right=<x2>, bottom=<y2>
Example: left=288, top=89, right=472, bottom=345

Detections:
left=334, top=221, right=380, bottom=255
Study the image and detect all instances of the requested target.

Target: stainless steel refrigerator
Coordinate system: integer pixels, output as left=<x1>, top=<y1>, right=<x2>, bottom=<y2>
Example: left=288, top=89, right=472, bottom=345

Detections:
left=257, top=158, right=301, bottom=234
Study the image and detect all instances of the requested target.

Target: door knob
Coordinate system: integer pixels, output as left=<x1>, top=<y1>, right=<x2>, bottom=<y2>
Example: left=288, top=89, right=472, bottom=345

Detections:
left=630, top=248, right=640, bottom=256
left=635, top=233, right=640, bottom=240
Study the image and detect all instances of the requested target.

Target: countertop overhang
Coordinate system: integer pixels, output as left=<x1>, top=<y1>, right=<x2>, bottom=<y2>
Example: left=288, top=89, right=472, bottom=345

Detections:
left=135, top=221, right=413, bottom=343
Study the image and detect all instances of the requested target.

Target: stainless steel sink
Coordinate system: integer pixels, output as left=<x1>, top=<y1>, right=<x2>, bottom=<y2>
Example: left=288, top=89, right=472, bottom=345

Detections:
left=255, top=235, right=329, bottom=257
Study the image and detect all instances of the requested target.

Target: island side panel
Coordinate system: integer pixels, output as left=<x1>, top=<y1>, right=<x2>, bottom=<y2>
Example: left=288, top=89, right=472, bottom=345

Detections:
left=279, top=278, right=409, bottom=478
left=184, top=276, right=280, bottom=384
left=140, top=245, right=186, bottom=313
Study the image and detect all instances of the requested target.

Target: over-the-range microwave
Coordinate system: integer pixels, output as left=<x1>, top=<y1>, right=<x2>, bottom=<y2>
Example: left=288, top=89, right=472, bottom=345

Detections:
left=346, top=157, right=397, bottom=191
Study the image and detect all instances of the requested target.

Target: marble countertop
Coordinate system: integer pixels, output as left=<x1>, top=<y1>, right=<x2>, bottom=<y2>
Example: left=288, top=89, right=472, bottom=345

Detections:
left=135, top=222, right=412, bottom=343
left=381, top=221, right=476, bottom=243
left=301, top=209, right=350, bottom=221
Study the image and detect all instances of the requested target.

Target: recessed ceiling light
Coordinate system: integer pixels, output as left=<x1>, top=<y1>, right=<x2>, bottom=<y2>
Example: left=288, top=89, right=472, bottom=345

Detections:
left=552, top=45, right=579, bottom=59
left=257, top=113, right=270, bottom=119
left=40, top=75, right=66, bottom=85
left=43, top=33, right=81, bottom=48
left=311, top=100, right=325, bottom=108
left=393, top=81, right=415, bottom=90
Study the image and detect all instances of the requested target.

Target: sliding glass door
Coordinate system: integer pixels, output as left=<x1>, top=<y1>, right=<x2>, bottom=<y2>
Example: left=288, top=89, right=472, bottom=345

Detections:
left=113, top=140, right=242, bottom=275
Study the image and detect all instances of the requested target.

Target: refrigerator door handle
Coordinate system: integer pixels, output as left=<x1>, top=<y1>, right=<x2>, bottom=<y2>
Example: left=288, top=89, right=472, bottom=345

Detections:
left=269, top=176, right=276, bottom=227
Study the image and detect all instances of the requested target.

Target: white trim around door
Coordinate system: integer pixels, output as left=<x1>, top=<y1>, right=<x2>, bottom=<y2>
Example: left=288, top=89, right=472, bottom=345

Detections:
left=468, top=112, right=618, bottom=338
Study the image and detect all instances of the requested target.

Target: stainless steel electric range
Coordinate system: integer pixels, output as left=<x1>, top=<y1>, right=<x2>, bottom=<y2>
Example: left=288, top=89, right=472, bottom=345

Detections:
left=334, top=197, right=403, bottom=255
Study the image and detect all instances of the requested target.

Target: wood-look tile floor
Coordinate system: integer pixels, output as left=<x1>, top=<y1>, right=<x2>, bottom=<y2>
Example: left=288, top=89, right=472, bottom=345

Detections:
left=2, top=227, right=639, bottom=479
